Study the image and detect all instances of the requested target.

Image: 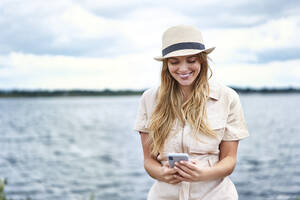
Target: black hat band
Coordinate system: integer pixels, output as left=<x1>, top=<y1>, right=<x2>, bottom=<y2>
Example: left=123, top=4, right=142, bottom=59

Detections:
left=162, top=42, right=205, bottom=56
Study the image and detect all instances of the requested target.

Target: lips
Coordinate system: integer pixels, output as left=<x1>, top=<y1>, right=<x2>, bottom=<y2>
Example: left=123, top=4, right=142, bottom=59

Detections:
left=178, top=72, right=193, bottom=79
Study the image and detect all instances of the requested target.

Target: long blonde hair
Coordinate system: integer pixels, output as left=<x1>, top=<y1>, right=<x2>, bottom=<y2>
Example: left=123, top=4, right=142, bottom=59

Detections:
left=148, top=53, right=217, bottom=156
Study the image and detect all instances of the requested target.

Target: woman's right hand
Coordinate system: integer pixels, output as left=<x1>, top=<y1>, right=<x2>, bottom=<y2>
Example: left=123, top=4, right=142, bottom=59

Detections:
left=158, top=162, right=182, bottom=184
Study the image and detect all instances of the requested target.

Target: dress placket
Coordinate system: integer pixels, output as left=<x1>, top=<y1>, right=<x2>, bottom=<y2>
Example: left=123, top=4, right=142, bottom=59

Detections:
left=179, top=120, right=190, bottom=200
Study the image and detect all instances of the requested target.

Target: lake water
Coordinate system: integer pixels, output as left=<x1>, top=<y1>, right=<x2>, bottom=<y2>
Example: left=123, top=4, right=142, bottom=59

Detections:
left=0, top=94, right=300, bottom=200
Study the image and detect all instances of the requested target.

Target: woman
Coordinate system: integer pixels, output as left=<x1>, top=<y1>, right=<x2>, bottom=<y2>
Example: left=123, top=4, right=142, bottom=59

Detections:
left=133, top=25, right=249, bottom=200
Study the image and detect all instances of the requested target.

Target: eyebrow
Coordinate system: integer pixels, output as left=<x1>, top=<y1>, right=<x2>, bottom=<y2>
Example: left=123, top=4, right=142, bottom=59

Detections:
left=187, top=55, right=197, bottom=59
left=168, top=57, right=178, bottom=61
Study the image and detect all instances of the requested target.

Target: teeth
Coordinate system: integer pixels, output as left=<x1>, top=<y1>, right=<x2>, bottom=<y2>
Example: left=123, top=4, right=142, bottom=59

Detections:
left=179, top=72, right=192, bottom=78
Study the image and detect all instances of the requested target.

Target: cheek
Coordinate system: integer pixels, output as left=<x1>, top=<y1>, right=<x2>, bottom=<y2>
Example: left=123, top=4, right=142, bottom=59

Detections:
left=168, top=66, right=177, bottom=75
left=192, top=64, right=201, bottom=73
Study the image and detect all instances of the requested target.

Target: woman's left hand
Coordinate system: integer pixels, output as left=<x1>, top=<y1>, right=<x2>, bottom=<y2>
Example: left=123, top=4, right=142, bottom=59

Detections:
left=173, top=159, right=211, bottom=182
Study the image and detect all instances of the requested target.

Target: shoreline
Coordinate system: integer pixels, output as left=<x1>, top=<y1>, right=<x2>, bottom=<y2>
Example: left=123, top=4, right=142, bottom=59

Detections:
left=0, top=87, right=300, bottom=97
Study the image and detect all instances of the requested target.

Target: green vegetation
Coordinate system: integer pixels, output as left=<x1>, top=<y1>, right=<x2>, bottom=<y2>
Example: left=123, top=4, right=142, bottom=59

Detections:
left=0, top=89, right=144, bottom=98
left=0, top=86, right=300, bottom=98
left=0, top=179, right=31, bottom=200
left=233, top=86, right=300, bottom=94
left=83, top=193, right=94, bottom=200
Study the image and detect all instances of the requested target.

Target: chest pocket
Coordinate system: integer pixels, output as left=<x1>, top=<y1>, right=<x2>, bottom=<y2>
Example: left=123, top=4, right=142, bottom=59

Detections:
left=189, top=116, right=226, bottom=155
left=208, top=115, right=226, bottom=137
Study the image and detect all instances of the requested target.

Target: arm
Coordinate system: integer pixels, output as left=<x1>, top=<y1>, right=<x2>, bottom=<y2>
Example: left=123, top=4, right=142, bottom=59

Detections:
left=139, top=131, right=181, bottom=184
left=173, top=140, right=239, bottom=182
left=208, top=140, right=239, bottom=179
left=140, top=131, right=163, bottom=180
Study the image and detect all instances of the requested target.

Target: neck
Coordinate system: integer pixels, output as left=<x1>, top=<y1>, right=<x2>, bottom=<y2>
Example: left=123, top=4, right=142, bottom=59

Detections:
left=180, top=85, right=192, bottom=102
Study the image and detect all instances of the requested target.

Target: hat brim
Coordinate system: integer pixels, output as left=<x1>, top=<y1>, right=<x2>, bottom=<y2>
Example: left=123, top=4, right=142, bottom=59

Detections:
left=154, top=47, right=215, bottom=61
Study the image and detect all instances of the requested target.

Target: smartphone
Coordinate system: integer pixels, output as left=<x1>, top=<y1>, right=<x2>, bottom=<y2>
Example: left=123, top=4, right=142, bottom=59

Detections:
left=168, top=153, right=189, bottom=168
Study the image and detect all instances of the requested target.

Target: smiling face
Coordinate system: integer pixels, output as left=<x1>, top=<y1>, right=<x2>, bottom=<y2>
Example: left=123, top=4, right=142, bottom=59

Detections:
left=167, top=54, right=201, bottom=92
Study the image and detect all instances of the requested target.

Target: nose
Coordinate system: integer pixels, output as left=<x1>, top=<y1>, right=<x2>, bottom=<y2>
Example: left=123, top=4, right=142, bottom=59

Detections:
left=177, top=62, right=190, bottom=73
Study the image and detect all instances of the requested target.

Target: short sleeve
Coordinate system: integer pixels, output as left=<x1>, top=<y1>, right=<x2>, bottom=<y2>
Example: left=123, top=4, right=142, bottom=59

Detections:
left=223, top=90, right=249, bottom=141
left=133, top=92, right=149, bottom=134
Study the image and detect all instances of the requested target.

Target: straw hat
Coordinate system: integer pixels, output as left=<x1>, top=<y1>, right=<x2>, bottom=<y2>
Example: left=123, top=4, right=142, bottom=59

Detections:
left=154, top=25, right=215, bottom=61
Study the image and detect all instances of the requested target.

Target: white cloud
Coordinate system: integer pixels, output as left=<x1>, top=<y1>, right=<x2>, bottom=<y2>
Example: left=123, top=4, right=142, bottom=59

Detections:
left=212, top=59, right=300, bottom=88
left=119, top=7, right=194, bottom=51
left=1, top=51, right=300, bottom=90
left=0, top=0, right=300, bottom=89
left=205, top=15, right=300, bottom=64
left=49, top=4, right=118, bottom=42
left=0, top=52, right=161, bottom=90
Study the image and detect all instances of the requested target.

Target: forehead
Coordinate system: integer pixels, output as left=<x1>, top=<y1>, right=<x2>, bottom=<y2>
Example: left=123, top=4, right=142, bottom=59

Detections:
left=168, top=54, right=198, bottom=60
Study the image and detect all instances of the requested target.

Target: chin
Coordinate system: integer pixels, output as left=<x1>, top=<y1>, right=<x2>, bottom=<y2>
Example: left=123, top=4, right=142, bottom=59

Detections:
left=178, top=81, right=194, bottom=87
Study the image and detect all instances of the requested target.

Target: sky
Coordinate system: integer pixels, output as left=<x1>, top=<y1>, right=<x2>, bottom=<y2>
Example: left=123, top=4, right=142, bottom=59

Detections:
left=0, top=0, right=300, bottom=90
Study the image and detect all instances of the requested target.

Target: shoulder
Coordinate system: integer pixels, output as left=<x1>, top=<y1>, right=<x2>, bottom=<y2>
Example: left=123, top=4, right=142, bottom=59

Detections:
left=141, top=85, right=159, bottom=102
left=209, top=79, right=240, bottom=104
left=139, top=85, right=159, bottom=117
left=224, top=85, right=239, bottom=100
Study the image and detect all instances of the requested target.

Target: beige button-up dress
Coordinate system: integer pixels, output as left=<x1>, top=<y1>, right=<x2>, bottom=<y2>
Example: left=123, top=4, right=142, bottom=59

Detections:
left=133, top=79, right=249, bottom=200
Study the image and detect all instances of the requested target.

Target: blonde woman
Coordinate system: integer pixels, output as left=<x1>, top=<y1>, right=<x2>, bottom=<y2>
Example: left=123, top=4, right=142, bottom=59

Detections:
left=133, top=25, right=249, bottom=200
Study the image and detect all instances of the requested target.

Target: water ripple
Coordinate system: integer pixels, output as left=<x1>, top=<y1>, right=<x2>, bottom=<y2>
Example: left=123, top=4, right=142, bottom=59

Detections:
left=0, top=95, right=299, bottom=200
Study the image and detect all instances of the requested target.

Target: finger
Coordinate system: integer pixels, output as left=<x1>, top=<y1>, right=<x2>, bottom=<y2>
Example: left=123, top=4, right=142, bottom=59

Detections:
left=163, top=162, right=170, bottom=167
left=165, top=167, right=178, bottom=175
left=165, top=175, right=175, bottom=182
left=161, top=165, right=176, bottom=176
left=174, top=166, right=192, bottom=179
left=169, top=178, right=182, bottom=184
left=166, top=175, right=182, bottom=184
left=180, top=161, right=198, bottom=171
left=173, top=174, right=190, bottom=182
left=170, top=180, right=181, bottom=184
left=175, top=163, right=195, bottom=176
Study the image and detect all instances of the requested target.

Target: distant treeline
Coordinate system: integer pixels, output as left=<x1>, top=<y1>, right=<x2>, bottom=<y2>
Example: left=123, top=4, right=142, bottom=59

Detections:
left=0, top=87, right=299, bottom=97
left=0, top=89, right=144, bottom=97
left=234, top=87, right=300, bottom=94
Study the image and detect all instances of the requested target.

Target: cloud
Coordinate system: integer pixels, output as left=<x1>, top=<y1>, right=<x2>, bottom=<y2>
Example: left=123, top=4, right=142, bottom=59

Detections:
left=72, top=0, right=146, bottom=19
left=204, top=15, right=300, bottom=64
left=1, top=0, right=299, bottom=58
left=0, top=0, right=300, bottom=89
left=0, top=0, right=135, bottom=57
left=0, top=52, right=161, bottom=90
left=1, top=51, right=300, bottom=90
left=213, top=59, right=300, bottom=88
left=254, top=47, right=300, bottom=63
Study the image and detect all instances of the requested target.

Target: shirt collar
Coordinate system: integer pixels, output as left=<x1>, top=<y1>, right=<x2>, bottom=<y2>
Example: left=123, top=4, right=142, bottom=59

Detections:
left=208, top=78, right=220, bottom=100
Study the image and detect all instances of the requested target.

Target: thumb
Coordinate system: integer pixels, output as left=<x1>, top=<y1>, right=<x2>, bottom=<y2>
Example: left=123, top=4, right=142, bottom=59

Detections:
left=162, top=161, right=170, bottom=167
left=166, top=166, right=177, bottom=174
